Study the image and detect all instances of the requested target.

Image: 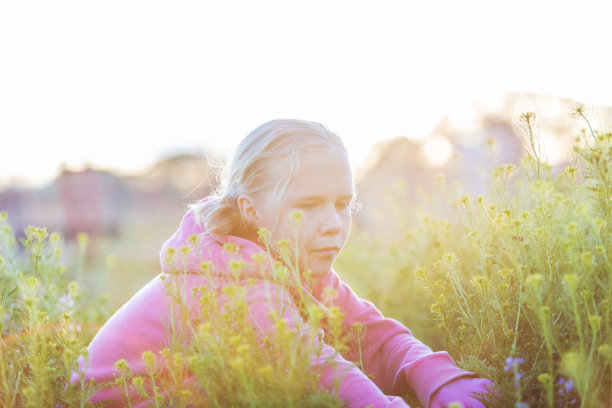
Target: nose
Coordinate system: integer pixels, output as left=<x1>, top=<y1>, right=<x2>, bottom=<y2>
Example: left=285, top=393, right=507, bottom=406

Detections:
left=319, top=205, right=342, bottom=236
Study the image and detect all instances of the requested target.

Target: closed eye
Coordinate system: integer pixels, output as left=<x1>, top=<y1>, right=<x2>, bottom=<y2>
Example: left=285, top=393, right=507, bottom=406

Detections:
left=296, top=201, right=319, bottom=210
left=335, top=201, right=350, bottom=211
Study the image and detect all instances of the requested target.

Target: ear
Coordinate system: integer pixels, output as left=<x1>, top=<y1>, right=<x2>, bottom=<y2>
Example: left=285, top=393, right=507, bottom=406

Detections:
left=236, top=194, right=260, bottom=227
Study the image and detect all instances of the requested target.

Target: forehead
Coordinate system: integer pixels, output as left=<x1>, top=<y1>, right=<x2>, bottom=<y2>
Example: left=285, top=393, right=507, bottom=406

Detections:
left=287, top=148, right=353, bottom=199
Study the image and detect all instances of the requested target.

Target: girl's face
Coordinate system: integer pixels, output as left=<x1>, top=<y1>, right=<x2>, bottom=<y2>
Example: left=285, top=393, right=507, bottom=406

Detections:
left=258, top=147, right=353, bottom=277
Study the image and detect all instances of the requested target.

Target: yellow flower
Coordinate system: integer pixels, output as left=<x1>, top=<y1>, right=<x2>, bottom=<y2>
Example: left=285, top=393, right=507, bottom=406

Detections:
left=290, top=210, right=304, bottom=228
left=200, top=261, right=212, bottom=273
left=132, top=376, right=145, bottom=389
left=526, top=273, right=543, bottom=290
left=597, top=344, right=612, bottom=358
left=257, top=227, right=271, bottom=245
left=160, top=348, right=171, bottom=361
left=223, top=285, right=244, bottom=300
left=275, top=239, right=290, bottom=258
left=329, top=306, right=344, bottom=323
left=229, top=357, right=244, bottom=371
left=114, top=359, right=130, bottom=375
left=223, top=242, right=237, bottom=254
left=173, top=352, right=185, bottom=368
left=23, top=297, right=37, bottom=308
left=581, top=251, right=595, bottom=267
left=258, top=365, right=273, bottom=380
left=563, top=274, right=579, bottom=292
left=198, top=322, right=212, bottom=334
left=352, top=322, right=364, bottom=334
left=236, top=344, right=250, bottom=355
left=308, top=305, right=325, bottom=326
left=229, top=260, right=245, bottom=278
left=323, top=287, right=338, bottom=303
left=414, top=267, right=427, bottom=282
left=142, top=351, right=155, bottom=371
left=229, top=335, right=243, bottom=346
left=251, top=252, right=266, bottom=265
left=50, top=232, right=61, bottom=245
left=470, top=276, right=486, bottom=290
left=561, top=351, right=581, bottom=376
left=538, top=373, right=551, bottom=385
left=588, top=314, right=601, bottom=332
left=273, top=262, right=288, bottom=280
left=274, top=318, right=288, bottom=334
left=441, top=252, right=458, bottom=267
left=77, top=232, right=89, bottom=250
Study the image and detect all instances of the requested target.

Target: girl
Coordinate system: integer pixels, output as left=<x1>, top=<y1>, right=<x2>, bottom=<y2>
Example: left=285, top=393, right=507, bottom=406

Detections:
left=77, top=119, right=493, bottom=407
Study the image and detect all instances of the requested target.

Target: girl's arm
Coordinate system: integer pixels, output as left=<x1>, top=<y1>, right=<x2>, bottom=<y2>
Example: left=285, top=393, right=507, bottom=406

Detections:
left=321, top=270, right=481, bottom=408
left=244, top=279, right=412, bottom=408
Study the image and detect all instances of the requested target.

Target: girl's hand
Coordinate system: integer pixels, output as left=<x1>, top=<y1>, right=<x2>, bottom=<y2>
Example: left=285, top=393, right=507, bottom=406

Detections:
left=429, top=376, right=494, bottom=408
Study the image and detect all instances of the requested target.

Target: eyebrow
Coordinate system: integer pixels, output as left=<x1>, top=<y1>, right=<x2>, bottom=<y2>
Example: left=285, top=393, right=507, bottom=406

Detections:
left=291, top=194, right=354, bottom=202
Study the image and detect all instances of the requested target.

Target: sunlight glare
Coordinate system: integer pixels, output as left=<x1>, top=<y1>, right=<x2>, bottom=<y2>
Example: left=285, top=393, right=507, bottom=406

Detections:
left=422, top=137, right=453, bottom=167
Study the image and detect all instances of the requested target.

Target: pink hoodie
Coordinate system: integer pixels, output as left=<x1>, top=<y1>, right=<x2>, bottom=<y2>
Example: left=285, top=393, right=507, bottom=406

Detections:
left=77, top=205, right=474, bottom=407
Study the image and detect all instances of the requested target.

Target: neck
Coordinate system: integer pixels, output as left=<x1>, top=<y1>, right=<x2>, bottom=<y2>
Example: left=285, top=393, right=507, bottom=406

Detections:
left=232, top=224, right=261, bottom=246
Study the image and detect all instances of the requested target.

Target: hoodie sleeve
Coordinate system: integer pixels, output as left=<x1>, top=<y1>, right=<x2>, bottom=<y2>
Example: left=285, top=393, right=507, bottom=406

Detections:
left=322, top=271, right=474, bottom=408
left=244, top=280, right=412, bottom=408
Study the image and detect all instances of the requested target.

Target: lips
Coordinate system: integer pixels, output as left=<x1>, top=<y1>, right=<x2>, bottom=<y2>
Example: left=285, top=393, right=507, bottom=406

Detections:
left=310, top=246, right=340, bottom=257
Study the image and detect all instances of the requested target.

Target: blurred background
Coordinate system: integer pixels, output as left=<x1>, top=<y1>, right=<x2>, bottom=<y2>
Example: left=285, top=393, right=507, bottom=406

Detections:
left=1, top=0, right=611, bottom=307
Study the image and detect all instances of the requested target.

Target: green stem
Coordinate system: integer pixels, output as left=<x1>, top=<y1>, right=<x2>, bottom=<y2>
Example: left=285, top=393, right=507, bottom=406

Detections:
left=570, top=292, right=586, bottom=356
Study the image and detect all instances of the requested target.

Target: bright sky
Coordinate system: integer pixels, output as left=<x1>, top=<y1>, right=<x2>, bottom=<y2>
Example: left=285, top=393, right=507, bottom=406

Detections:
left=1, top=0, right=611, bottom=187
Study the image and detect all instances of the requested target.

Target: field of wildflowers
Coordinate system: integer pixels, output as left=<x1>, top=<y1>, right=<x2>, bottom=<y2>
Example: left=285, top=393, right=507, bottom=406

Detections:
left=1, top=107, right=610, bottom=407
left=338, top=107, right=612, bottom=407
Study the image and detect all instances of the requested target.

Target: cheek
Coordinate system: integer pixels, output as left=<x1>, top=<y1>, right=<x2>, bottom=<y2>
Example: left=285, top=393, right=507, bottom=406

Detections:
left=341, top=218, right=351, bottom=242
left=289, top=216, right=319, bottom=247
left=270, top=214, right=298, bottom=242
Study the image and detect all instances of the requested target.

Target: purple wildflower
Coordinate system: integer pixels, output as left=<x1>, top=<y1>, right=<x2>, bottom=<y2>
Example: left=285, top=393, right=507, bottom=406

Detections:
left=504, top=356, right=525, bottom=389
left=69, top=323, right=82, bottom=333
left=504, top=356, right=525, bottom=371
left=557, top=377, right=575, bottom=395
left=58, top=294, right=74, bottom=311
left=514, top=372, right=523, bottom=388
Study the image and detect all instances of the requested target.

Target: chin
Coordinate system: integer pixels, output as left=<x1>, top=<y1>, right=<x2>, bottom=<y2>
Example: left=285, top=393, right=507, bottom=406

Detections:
left=306, top=261, right=334, bottom=277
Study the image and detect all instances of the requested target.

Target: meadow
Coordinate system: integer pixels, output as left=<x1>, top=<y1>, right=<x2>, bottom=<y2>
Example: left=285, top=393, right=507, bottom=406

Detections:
left=1, top=107, right=610, bottom=407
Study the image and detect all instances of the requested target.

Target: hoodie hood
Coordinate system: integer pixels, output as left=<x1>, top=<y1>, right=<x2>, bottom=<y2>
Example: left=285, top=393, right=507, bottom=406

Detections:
left=159, top=203, right=268, bottom=278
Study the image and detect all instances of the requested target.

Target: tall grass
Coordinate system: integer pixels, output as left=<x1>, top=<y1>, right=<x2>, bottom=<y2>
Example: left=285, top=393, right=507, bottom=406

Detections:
left=106, top=233, right=349, bottom=407
left=2, top=108, right=610, bottom=407
left=0, top=220, right=109, bottom=406
left=0, top=211, right=349, bottom=407
left=337, top=107, right=612, bottom=407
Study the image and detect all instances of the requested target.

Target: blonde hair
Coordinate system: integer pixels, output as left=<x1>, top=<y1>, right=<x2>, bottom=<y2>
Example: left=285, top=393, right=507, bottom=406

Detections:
left=191, top=119, right=348, bottom=237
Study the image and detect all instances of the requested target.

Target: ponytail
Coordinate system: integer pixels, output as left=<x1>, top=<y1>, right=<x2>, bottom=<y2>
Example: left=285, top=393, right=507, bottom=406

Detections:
left=191, top=194, right=243, bottom=237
